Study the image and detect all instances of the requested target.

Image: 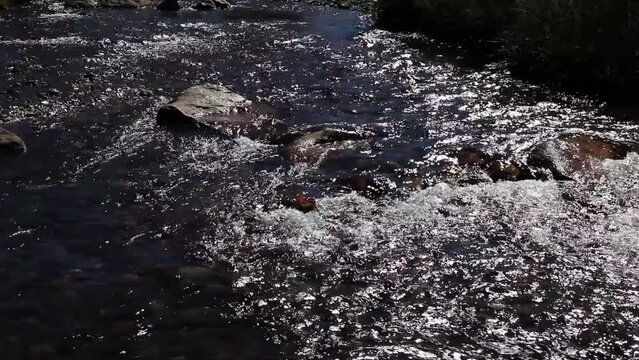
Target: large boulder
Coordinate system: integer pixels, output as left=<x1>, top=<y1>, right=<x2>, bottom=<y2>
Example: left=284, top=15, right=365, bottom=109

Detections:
left=0, top=127, right=27, bottom=155
left=157, top=84, right=285, bottom=140
left=528, top=134, right=637, bottom=180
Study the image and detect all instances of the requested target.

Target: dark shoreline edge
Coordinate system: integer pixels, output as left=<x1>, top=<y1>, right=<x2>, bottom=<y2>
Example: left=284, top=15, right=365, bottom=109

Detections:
left=302, top=0, right=639, bottom=105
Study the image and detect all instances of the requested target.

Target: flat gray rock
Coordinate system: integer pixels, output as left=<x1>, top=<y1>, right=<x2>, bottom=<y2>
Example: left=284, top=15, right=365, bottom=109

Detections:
left=157, top=84, right=286, bottom=140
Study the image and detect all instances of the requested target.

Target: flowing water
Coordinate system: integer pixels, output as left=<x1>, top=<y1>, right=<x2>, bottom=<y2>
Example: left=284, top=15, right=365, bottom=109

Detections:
left=1, top=1, right=639, bottom=359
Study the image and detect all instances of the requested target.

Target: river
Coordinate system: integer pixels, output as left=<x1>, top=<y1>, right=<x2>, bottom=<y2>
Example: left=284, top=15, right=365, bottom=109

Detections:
left=1, top=1, right=639, bottom=359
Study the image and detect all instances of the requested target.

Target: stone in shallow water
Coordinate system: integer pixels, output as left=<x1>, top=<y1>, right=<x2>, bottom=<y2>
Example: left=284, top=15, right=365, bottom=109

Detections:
left=456, top=147, right=490, bottom=167
left=293, top=195, right=317, bottom=213
left=284, top=128, right=373, bottom=164
left=157, top=84, right=285, bottom=140
left=528, top=134, right=638, bottom=180
left=193, top=0, right=232, bottom=10
left=0, top=127, right=26, bottom=155
left=486, top=160, right=532, bottom=182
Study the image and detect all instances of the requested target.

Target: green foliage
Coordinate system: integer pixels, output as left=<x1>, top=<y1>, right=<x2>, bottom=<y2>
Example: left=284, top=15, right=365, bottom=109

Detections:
left=0, top=0, right=10, bottom=9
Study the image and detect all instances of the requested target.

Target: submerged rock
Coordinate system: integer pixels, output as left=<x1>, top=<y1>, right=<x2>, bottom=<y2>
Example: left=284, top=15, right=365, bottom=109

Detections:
left=157, top=84, right=285, bottom=140
left=450, top=147, right=533, bottom=183
left=177, top=266, right=214, bottom=284
left=528, top=134, right=637, bottom=180
left=0, top=127, right=27, bottom=155
left=157, top=0, right=179, bottom=11
left=281, top=194, right=317, bottom=213
left=341, top=175, right=394, bottom=199
left=193, top=0, right=231, bottom=10
left=486, top=160, right=533, bottom=182
left=456, top=147, right=490, bottom=167
left=285, top=128, right=373, bottom=164
left=438, top=165, right=493, bottom=186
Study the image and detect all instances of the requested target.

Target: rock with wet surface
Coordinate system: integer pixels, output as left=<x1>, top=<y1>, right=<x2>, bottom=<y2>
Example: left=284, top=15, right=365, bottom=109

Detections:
left=284, top=128, right=373, bottom=164
left=0, top=127, right=27, bottom=155
left=452, top=148, right=534, bottom=182
left=157, top=84, right=284, bottom=140
left=456, top=147, right=490, bottom=167
left=193, top=0, right=232, bottom=10
left=486, top=159, right=533, bottom=182
left=528, top=134, right=638, bottom=180
left=292, top=195, right=317, bottom=213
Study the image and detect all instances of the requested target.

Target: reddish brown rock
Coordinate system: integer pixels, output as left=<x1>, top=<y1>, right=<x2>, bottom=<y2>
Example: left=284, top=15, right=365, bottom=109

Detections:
left=487, top=160, right=523, bottom=182
left=456, top=147, right=490, bottom=167
left=528, top=134, right=636, bottom=180
left=293, top=195, right=317, bottom=213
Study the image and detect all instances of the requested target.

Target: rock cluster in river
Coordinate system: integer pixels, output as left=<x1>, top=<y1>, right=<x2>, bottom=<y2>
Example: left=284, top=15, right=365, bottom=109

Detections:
left=157, top=86, right=639, bottom=213
left=435, top=147, right=533, bottom=186
left=0, top=127, right=27, bottom=155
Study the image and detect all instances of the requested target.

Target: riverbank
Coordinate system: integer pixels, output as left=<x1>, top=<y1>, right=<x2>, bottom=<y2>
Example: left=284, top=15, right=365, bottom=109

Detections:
left=367, top=0, right=639, bottom=102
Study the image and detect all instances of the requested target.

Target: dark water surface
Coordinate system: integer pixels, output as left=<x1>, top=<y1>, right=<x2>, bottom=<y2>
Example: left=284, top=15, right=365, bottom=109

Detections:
left=1, top=1, right=639, bottom=359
